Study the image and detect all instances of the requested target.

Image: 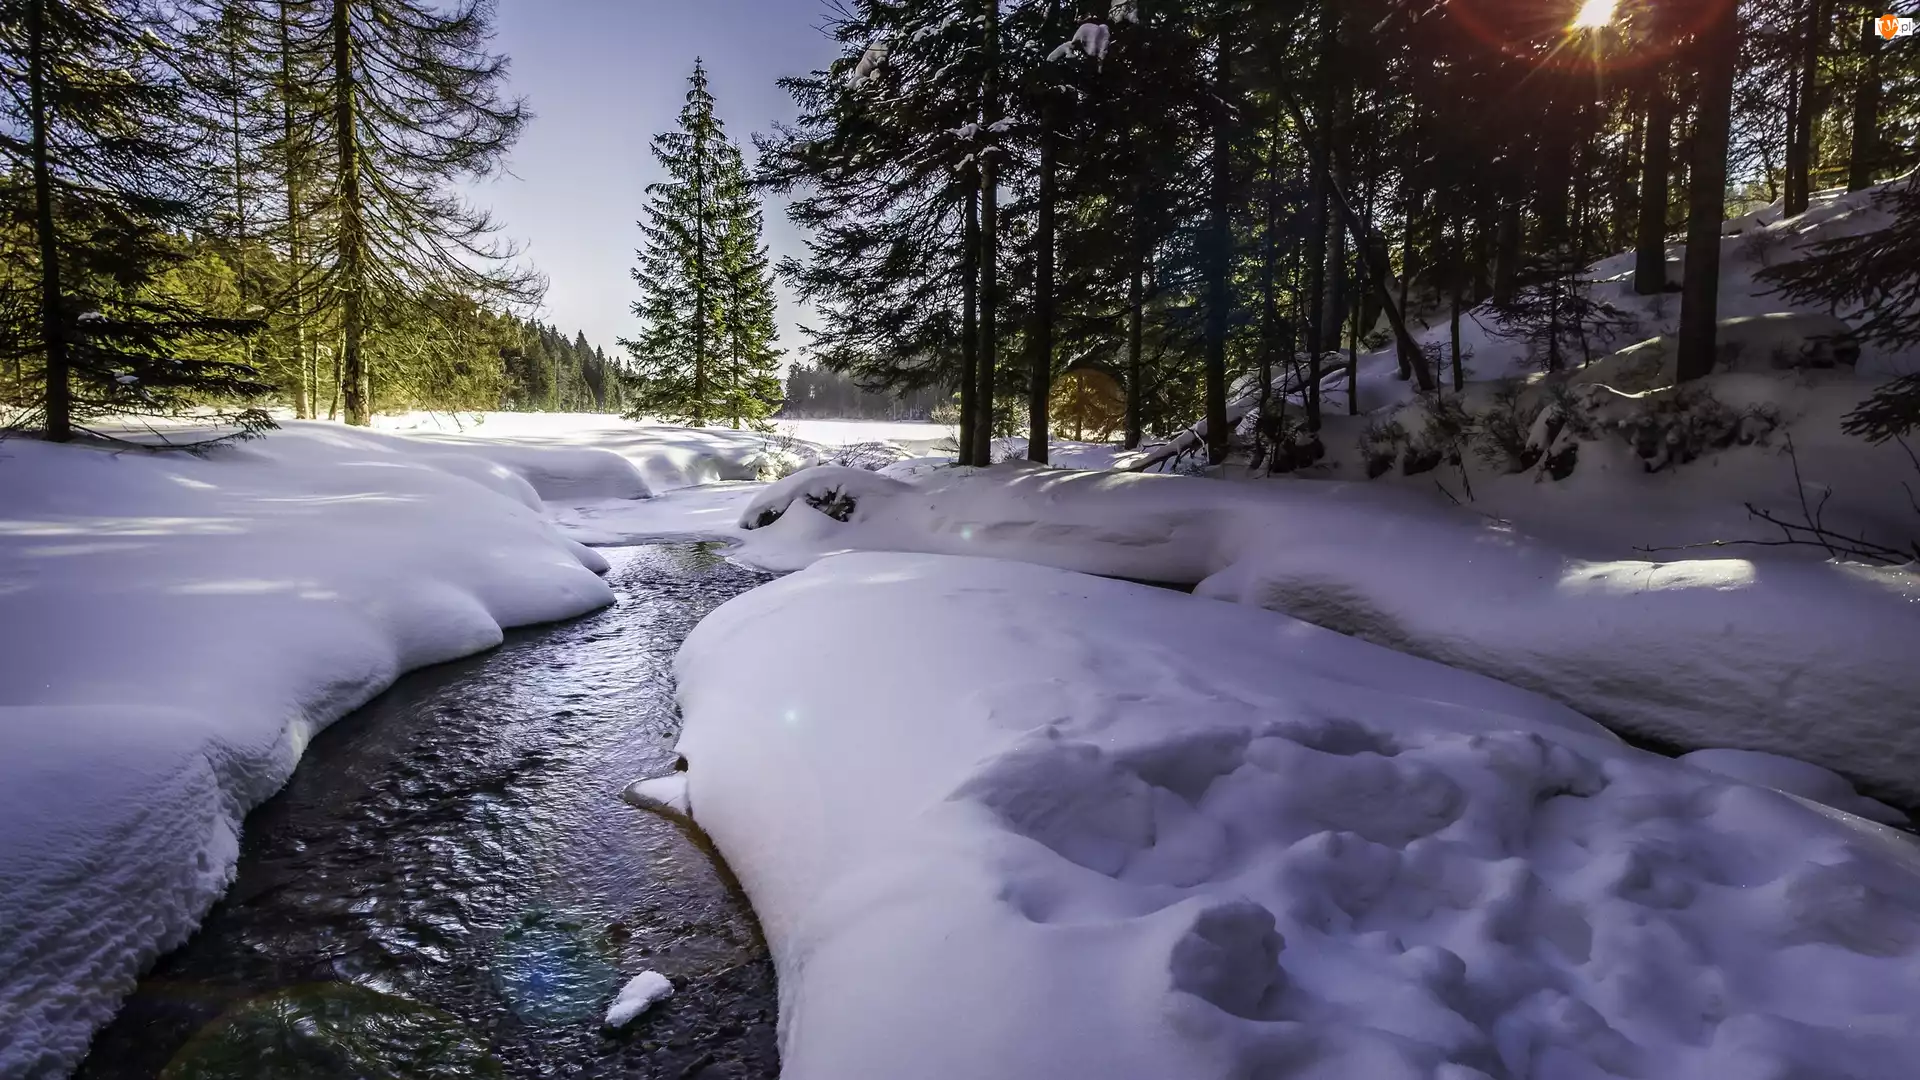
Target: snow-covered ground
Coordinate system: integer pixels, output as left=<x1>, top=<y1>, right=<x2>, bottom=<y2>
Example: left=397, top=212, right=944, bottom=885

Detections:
left=0, top=418, right=808, bottom=1077
left=671, top=552, right=1920, bottom=1080
left=11, top=182, right=1920, bottom=1077
left=728, top=463, right=1920, bottom=807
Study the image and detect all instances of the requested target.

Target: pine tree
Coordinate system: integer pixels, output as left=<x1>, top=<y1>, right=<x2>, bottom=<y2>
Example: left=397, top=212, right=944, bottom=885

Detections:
left=624, top=60, right=780, bottom=427
left=0, top=0, right=270, bottom=440
left=758, top=0, right=990, bottom=455
left=292, top=0, right=536, bottom=426
left=715, top=148, right=784, bottom=429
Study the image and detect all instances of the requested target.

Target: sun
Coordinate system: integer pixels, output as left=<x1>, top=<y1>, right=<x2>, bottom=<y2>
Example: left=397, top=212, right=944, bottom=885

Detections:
left=1570, top=0, right=1619, bottom=29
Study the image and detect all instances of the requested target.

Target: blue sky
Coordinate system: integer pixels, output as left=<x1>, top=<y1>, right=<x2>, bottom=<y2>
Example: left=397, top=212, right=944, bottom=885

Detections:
left=470, top=1, right=843, bottom=359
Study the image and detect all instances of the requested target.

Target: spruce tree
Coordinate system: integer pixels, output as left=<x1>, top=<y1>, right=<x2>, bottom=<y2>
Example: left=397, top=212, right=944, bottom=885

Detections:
left=623, top=61, right=780, bottom=427
left=289, top=0, right=535, bottom=425
left=715, top=148, right=784, bottom=429
left=0, top=0, right=269, bottom=441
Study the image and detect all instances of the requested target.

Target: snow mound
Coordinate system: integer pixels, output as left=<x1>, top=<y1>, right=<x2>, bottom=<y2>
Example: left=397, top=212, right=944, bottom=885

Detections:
left=0, top=426, right=613, bottom=1077
left=604, top=971, right=673, bottom=1028
left=676, top=553, right=1920, bottom=1080
left=730, top=465, right=1920, bottom=804
left=738, top=466, right=915, bottom=530
left=1681, top=748, right=1907, bottom=825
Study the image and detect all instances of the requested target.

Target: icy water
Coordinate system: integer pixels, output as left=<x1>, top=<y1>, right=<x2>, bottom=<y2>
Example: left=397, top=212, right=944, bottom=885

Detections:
left=77, top=544, right=779, bottom=1080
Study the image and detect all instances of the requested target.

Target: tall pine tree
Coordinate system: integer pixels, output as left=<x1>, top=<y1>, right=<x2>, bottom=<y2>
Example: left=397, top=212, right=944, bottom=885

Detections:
left=623, top=60, right=781, bottom=427
left=715, top=147, right=783, bottom=429
left=0, top=0, right=269, bottom=441
left=294, top=0, right=537, bottom=425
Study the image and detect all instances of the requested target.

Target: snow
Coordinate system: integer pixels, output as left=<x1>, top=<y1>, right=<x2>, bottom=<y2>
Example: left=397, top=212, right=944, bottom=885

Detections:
left=371, top=411, right=801, bottom=492
left=0, top=416, right=838, bottom=1077
left=672, top=551, right=1920, bottom=1080
left=849, top=40, right=889, bottom=87
left=625, top=774, right=692, bottom=817
left=729, top=463, right=1920, bottom=805
left=604, top=970, right=674, bottom=1027
left=1681, top=749, right=1907, bottom=825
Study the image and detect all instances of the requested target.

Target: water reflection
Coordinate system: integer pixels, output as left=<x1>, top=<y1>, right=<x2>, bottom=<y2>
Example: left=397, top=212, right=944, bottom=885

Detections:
left=160, top=984, right=502, bottom=1080
left=80, top=546, right=779, bottom=1080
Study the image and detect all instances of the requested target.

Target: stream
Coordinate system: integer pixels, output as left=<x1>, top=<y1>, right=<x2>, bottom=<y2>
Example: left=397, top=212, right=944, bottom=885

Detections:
left=76, top=544, right=779, bottom=1080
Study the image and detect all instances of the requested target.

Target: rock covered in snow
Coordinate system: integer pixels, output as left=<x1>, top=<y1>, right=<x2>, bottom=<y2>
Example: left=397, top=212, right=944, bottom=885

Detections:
left=604, top=971, right=673, bottom=1027
left=737, top=465, right=914, bottom=530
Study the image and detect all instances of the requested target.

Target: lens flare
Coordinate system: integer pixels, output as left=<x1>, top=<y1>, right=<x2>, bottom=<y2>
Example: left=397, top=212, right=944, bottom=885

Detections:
left=1570, top=0, right=1619, bottom=29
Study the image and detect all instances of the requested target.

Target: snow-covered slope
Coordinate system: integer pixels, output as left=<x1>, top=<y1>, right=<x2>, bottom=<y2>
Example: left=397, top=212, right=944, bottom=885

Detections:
left=730, top=463, right=1920, bottom=805
left=0, top=423, right=716, bottom=1077
left=674, top=552, right=1920, bottom=1080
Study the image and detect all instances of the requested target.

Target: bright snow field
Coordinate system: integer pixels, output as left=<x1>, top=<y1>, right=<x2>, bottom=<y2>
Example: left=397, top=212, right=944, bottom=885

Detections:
left=673, top=552, right=1920, bottom=1080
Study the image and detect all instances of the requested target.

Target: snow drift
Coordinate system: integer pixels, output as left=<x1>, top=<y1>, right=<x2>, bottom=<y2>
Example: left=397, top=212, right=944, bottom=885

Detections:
left=674, top=552, right=1920, bottom=1080
left=0, top=423, right=621, bottom=1077
left=733, top=463, right=1920, bottom=804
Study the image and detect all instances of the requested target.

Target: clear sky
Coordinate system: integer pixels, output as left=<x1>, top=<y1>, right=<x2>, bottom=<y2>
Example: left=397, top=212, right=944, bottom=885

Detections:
left=469, top=0, right=843, bottom=360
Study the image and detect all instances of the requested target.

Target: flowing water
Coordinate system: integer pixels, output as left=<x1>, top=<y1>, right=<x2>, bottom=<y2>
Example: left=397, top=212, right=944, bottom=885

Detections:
left=77, top=544, right=779, bottom=1080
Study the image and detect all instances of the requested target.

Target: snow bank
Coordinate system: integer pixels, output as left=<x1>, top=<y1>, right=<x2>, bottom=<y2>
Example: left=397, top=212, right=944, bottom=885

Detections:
left=0, top=424, right=614, bottom=1077
left=1681, top=749, right=1906, bottom=825
left=732, top=464, right=1920, bottom=803
left=675, top=552, right=1920, bottom=1080
left=375, top=411, right=800, bottom=492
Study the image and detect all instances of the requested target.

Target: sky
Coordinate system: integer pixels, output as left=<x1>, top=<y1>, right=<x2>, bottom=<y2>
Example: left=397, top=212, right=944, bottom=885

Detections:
left=469, top=1, right=845, bottom=361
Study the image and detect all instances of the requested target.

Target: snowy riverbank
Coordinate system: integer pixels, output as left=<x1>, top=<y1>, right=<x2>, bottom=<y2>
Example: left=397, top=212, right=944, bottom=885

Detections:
left=728, top=463, right=1920, bottom=805
left=671, top=552, right=1920, bottom=1080
left=0, top=418, right=809, bottom=1077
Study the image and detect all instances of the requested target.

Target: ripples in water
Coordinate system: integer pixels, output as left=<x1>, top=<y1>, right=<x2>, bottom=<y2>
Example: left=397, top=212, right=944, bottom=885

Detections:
left=79, top=544, right=779, bottom=1080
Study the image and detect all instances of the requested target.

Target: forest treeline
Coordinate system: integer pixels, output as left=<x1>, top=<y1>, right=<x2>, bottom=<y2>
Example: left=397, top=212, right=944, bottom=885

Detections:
left=760, top=0, right=1920, bottom=465
left=10, top=0, right=1920, bottom=448
left=0, top=0, right=624, bottom=440
left=781, top=362, right=949, bottom=420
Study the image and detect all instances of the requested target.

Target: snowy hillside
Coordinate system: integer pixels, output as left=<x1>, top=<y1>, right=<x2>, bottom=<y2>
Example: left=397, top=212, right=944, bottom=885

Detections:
left=1131, top=178, right=1920, bottom=563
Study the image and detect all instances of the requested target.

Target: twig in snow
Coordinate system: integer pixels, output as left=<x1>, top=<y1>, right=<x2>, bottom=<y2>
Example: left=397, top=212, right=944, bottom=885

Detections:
left=1782, top=434, right=1838, bottom=557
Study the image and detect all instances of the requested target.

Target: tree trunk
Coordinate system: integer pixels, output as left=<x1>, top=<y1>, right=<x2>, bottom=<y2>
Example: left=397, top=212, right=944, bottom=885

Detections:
left=1635, top=67, right=1674, bottom=295
left=1615, top=107, right=1644, bottom=251
left=691, top=128, right=708, bottom=427
left=1257, top=107, right=1280, bottom=447
left=1450, top=214, right=1465, bottom=393
left=1276, top=80, right=1434, bottom=392
left=1124, top=234, right=1144, bottom=450
left=280, top=0, right=310, bottom=419
left=1346, top=287, right=1360, bottom=415
left=1302, top=4, right=1333, bottom=358
left=1849, top=9, right=1883, bottom=191
left=280, top=0, right=307, bottom=417
left=332, top=0, right=371, bottom=425
left=28, top=0, right=69, bottom=442
left=1202, top=32, right=1232, bottom=465
left=960, top=174, right=980, bottom=466
left=1676, top=1, right=1739, bottom=383
left=1393, top=191, right=1415, bottom=383
left=1491, top=196, right=1522, bottom=306
left=1786, top=0, right=1829, bottom=214
left=972, top=0, right=1000, bottom=466
left=1027, top=73, right=1058, bottom=463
